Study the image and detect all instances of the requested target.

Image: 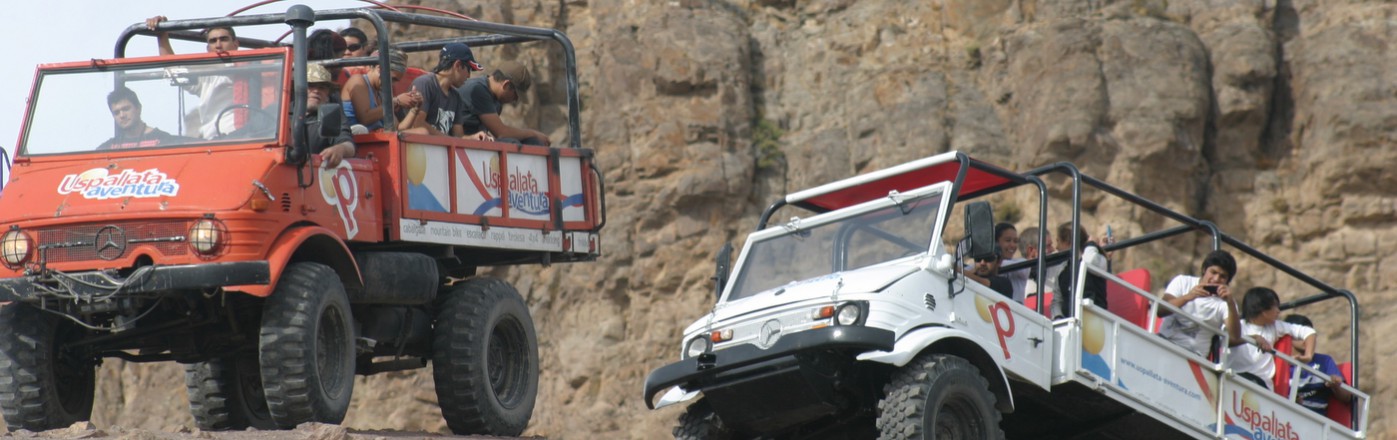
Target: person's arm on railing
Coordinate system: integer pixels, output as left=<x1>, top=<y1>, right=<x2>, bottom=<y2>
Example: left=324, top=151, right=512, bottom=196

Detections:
left=1224, top=289, right=1244, bottom=347
left=1296, top=333, right=1316, bottom=364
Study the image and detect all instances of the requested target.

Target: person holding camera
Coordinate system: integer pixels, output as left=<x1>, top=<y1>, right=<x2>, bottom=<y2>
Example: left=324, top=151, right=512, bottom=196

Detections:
left=1158, top=250, right=1243, bottom=356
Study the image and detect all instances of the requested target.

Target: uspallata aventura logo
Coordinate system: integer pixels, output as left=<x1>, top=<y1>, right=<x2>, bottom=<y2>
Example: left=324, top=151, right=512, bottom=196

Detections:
left=58, top=168, right=180, bottom=200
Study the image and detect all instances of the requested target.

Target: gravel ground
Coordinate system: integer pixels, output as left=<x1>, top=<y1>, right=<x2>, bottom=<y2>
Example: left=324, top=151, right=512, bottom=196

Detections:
left=1, top=422, right=544, bottom=440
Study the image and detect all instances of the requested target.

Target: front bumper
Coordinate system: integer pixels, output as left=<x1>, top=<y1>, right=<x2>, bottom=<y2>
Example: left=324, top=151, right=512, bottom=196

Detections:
left=0, top=261, right=271, bottom=302
left=642, top=325, right=894, bottom=409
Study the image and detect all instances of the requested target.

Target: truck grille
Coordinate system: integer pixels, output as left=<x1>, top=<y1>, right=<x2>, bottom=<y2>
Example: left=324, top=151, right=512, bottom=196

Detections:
left=36, top=220, right=189, bottom=263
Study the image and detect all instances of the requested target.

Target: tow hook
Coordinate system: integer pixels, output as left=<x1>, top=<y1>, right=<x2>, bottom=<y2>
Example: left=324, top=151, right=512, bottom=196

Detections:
left=697, top=352, right=717, bottom=370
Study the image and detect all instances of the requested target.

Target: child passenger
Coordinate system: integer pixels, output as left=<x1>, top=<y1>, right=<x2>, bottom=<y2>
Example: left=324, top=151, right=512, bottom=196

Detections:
left=1225, top=287, right=1316, bottom=390
left=1283, top=314, right=1354, bottom=413
left=1158, top=250, right=1241, bottom=357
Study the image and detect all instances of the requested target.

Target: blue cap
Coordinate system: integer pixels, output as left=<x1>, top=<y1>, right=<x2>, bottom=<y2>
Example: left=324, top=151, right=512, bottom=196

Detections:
left=437, top=43, right=483, bottom=72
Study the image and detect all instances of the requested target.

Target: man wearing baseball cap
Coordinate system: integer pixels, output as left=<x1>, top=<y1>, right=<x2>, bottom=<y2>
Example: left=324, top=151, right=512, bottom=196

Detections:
left=459, top=60, right=550, bottom=146
left=403, top=42, right=489, bottom=139
left=305, top=63, right=356, bottom=167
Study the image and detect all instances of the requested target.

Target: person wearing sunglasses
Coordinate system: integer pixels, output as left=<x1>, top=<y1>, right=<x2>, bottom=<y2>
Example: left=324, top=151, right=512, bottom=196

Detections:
left=457, top=60, right=550, bottom=146
left=340, top=27, right=370, bottom=58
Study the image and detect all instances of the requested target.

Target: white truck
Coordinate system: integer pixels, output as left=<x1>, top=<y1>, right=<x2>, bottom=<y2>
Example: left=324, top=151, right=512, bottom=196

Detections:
left=643, top=152, right=1369, bottom=439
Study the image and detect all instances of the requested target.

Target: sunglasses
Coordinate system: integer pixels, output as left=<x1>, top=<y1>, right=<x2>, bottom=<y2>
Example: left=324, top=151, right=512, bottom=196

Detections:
left=344, top=43, right=362, bottom=52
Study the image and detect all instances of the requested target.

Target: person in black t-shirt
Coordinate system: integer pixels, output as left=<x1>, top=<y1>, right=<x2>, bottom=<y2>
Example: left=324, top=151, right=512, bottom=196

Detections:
left=98, top=87, right=184, bottom=150
left=965, top=252, right=1014, bottom=298
left=402, top=43, right=489, bottom=141
left=458, top=60, right=550, bottom=146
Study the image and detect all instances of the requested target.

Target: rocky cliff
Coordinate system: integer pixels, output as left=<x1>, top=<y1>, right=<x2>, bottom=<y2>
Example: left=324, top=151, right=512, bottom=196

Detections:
left=7, top=0, right=1394, bottom=438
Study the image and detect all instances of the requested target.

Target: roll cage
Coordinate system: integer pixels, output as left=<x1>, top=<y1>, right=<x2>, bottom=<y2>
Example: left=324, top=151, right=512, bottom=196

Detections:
left=756, top=151, right=1362, bottom=389
left=115, top=5, right=584, bottom=150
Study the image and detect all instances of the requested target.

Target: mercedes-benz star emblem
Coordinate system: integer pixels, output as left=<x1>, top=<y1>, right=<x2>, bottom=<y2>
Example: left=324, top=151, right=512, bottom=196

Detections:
left=94, top=225, right=127, bottom=260
left=758, top=319, right=783, bottom=349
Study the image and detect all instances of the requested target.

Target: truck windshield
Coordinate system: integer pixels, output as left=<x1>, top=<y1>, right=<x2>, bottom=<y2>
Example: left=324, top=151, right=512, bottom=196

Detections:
left=21, top=55, right=285, bottom=156
left=727, top=192, right=944, bottom=302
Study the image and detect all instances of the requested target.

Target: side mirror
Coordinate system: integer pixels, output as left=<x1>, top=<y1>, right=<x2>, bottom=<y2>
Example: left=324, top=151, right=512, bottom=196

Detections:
left=963, top=201, right=997, bottom=262
left=317, top=103, right=344, bottom=140
left=712, top=243, right=733, bottom=302
left=293, top=104, right=344, bottom=164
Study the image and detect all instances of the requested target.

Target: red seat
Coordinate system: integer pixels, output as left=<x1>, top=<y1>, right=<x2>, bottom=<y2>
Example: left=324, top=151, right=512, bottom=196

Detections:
left=1105, top=268, right=1155, bottom=330
left=1327, top=362, right=1354, bottom=429
left=1023, top=290, right=1053, bottom=318
left=1272, top=335, right=1295, bottom=396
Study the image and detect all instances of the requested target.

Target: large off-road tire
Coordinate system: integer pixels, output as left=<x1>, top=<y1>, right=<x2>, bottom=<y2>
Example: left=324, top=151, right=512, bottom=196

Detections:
left=432, top=277, right=539, bottom=436
left=877, top=354, right=1003, bottom=440
left=185, top=355, right=277, bottom=430
left=258, top=262, right=355, bottom=427
left=674, top=399, right=735, bottom=440
left=0, top=304, right=96, bottom=430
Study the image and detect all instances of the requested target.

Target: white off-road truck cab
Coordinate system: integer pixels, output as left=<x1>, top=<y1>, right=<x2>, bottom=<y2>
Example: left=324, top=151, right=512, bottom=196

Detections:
left=644, top=152, right=1369, bottom=440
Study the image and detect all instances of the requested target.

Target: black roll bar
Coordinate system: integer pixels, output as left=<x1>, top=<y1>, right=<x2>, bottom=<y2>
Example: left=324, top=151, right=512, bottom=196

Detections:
left=1024, top=162, right=1359, bottom=387
left=115, top=6, right=584, bottom=150
left=756, top=200, right=787, bottom=230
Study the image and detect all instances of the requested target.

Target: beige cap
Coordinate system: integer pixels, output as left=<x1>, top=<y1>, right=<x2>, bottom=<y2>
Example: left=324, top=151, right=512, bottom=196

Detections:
left=307, top=63, right=334, bottom=86
left=496, top=60, right=531, bottom=93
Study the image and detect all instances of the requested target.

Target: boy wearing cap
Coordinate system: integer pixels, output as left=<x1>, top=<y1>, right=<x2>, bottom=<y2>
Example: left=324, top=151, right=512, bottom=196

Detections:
left=458, top=61, right=550, bottom=146
left=342, top=48, right=421, bottom=131
left=404, top=43, right=489, bottom=139
left=305, top=64, right=356, bottom=167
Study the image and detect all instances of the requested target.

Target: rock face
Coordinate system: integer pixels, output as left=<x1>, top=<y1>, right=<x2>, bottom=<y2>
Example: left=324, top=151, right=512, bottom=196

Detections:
left=6, top=0, right=1394, bottom=438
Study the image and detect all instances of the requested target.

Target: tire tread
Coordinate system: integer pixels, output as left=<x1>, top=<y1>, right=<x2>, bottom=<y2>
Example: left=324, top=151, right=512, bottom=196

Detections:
left=876, top=354, right=1004, bottom=440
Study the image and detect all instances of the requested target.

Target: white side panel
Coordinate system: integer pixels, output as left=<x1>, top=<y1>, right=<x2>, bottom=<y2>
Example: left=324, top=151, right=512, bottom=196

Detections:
left=456, top=149, right=503, bottom=217
left=405, top=143, right=450, bottom=212
left=504, top=153, right=551, bottom=221
left=1217, top=376, right=1358, bottom=440
left=560, top=156, right=586, bottom=222
left=1081, top=306, right=1218, bottom=432
left=399, top=220, right=563, bottom=252
left=979, top=292, right=1054, bottom=390
left=1064, top=304, right=1363, bottom=440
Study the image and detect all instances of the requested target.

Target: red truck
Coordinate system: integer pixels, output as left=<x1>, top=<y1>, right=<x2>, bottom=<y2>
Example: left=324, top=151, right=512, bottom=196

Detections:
left=0, top=5, right=602, bottom=436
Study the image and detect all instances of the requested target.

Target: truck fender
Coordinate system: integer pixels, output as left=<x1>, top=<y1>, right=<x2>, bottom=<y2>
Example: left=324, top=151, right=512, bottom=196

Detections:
left=236, top=225, right=363, bottom=297
left=857, top=326, right=1015, bottom=413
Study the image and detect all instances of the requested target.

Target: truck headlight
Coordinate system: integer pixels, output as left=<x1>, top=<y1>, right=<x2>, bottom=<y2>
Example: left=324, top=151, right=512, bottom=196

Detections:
left=684, top=337, right=712, bottom=359
left=188, top=218, right=225, bottom=254
left=1, top=228, right=33, bottom=268
left=835, top=302, right=864, bottom=326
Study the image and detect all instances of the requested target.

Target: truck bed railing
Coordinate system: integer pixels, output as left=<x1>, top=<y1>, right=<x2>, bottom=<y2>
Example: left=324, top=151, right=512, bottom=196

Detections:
left=1073, top=263, right=1368, bottom=438
left=1076, top=262, right=1230, bottom=361
left=1021, top=163, right=1360, bottom=388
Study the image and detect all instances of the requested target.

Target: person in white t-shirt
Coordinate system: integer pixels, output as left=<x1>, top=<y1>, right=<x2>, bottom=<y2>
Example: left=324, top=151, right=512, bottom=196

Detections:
left=1226, top=287, right=1316, bottom=390
left=146, top=16, right=241, bottom=139
left=1158, top=250, right=1243, bottom=357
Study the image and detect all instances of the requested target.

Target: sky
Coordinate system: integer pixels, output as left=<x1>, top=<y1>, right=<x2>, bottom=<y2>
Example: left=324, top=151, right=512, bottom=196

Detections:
left=0, top=0, right=370, bottom=176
